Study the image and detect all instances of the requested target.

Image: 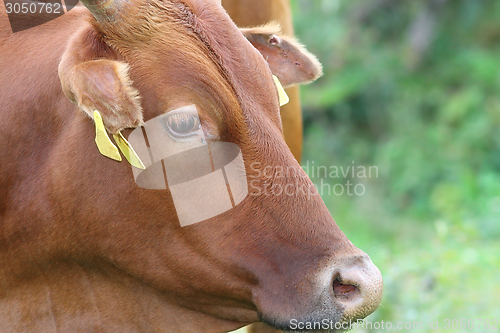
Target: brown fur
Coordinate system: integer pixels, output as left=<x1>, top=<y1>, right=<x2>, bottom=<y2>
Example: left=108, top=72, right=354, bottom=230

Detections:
left=59, top=26, right=144, bottom=133
left=240, top=23, right=323, bottom=87
left=222, top=0, right=304, bottom=163
left=0, top=0, right=382, bottom=332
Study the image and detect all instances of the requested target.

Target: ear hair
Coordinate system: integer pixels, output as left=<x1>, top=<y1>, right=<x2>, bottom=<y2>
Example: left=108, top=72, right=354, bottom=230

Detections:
left=61, top=59, right=144, bottom=134
left=239, top=21, right=282, bottom=36
left=58, top=25, right=143, bottom=134
left=274, top=35, right=323, bottom=85
left=241, top=22, right=323, bottom=87
left=114, top=62, right=142, bottom=115
left=94, top=60, right=143, bottom=131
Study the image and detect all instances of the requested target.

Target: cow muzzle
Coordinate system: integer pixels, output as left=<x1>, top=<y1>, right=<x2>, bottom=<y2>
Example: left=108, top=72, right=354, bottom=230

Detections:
left=257, top=254, right=382, bottom=332
left=334, top=255, right=383, bottom=324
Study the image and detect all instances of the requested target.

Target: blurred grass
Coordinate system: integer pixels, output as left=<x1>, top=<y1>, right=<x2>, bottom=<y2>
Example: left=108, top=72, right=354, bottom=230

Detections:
left=292, top=0, right=500, bottom=331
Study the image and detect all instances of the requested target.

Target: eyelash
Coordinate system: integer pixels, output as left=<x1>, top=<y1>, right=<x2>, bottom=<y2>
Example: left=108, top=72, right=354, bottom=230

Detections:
left=164, top=112, right=201, bottom=138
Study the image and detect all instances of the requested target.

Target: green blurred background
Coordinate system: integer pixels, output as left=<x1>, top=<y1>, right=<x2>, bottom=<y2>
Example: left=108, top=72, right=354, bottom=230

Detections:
left=291, top=0, right=500, bottom=331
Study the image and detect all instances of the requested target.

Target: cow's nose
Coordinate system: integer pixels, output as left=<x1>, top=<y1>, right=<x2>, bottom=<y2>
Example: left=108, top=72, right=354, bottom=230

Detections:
left=333, top=255, right=383, bottom=322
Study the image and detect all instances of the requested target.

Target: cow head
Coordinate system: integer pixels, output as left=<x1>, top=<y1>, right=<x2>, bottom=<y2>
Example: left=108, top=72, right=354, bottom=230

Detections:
left=55, top=0, right=382, bottom=331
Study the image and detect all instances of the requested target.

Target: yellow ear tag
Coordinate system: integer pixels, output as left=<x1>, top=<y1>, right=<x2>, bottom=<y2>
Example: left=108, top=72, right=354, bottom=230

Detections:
left=113, top=132, right=146, bottom=170
left=93, top=110, right=122, bottom=162
left=272, top=75, right=290, bottom=107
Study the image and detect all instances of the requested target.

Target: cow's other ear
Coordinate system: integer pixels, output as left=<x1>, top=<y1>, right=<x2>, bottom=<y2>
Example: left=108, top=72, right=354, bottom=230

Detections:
left=58, top=26, right=143, bottom=134
left=241, top=23, right=323, bottom=88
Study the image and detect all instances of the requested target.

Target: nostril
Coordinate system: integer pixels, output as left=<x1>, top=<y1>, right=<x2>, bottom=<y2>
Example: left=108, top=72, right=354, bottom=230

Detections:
left=333, top=278, right=360, bottom=301
left=333, top=256, right=384, bottom=321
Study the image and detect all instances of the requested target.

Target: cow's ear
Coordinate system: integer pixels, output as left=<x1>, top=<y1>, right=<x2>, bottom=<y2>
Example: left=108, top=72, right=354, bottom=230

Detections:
left=58, top=26, right=143, bottom=134
left=241, top=23, right=323, bottom=88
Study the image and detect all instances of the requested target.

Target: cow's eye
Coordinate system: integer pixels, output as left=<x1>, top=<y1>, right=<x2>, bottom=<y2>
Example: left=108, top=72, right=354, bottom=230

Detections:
left=165, top=112, right=201, bottom=138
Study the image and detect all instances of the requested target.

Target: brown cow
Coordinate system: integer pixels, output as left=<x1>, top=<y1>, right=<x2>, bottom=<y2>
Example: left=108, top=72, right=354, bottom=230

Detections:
left=222, top=0, right=308, bottom=163
left=0, top=0, right=382, bottom=332
left=223, top=2, right=316, bottom=331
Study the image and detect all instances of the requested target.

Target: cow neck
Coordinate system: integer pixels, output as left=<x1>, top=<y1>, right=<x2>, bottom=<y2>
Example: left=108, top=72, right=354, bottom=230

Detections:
left=0, top=259, right=255, bottom=332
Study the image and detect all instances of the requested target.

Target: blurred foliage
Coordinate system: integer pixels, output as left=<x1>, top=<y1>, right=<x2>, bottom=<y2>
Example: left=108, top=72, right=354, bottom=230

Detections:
left=291, top=0, right=500, bottom=330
